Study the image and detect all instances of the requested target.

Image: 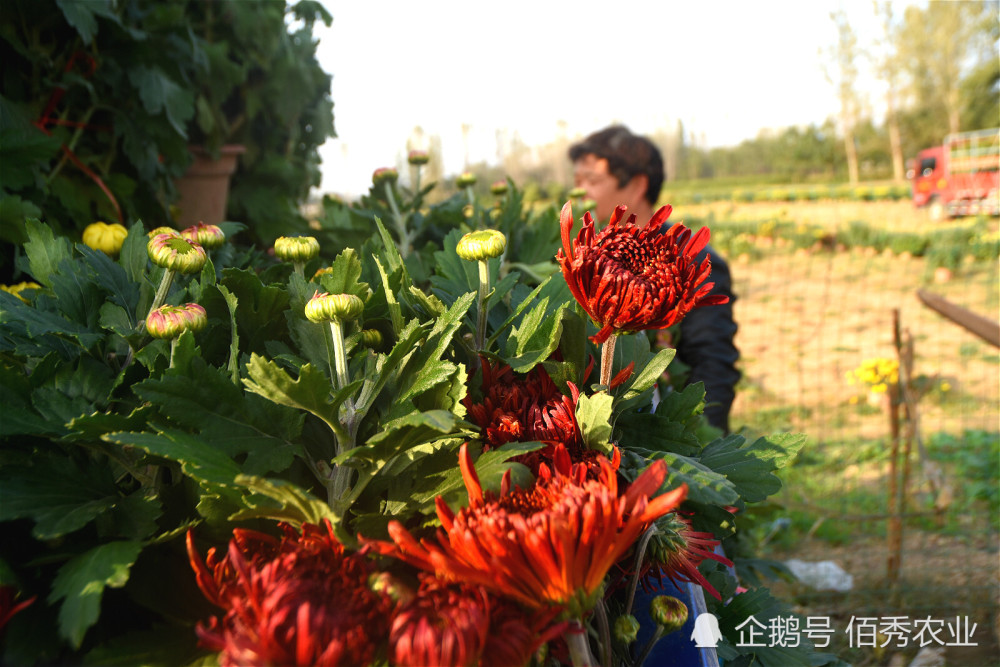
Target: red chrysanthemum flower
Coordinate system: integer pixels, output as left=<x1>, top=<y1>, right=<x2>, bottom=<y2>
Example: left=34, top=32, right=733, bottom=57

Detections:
left=556, top=201, right=729, bottom=344
left=365, top=443, right=687, bottom=618
left=464, top=358, right=630, bottom=476
left=627, top=512, right=734, bottom=601
left=390, top=574, right=489, bottom=667
left=481, top=595, right=568, bottom=667
left=187, top=520, right=393, bottom=667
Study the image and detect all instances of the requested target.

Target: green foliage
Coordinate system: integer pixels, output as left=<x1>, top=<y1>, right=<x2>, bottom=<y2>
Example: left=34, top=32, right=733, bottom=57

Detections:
left=0, top=0, right=333, bottom=276
left=0, top=172, right=811, bottom=665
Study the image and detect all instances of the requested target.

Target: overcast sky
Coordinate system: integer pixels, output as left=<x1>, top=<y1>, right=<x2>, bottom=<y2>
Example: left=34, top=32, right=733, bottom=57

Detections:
left=313, top=0, right=922, bottom=196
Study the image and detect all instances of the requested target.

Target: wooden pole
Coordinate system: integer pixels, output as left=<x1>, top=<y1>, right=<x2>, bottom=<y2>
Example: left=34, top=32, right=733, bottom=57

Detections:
left=886, top=309, right=902, bottom=584
left=917, top=289, right=1000, bottom=348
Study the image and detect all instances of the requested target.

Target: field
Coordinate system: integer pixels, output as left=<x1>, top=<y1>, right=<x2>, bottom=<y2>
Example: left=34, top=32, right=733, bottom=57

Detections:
left=677, top=199, right=1000, bottom=666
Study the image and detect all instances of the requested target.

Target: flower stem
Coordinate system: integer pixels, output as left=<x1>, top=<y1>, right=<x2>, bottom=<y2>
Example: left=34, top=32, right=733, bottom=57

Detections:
left=414, top=166, right=422, bottom=194
left=594, top=599, right=613, bottom=667
left=169, top=338, right=178, bottom=369
left=626, top=524, right=659, bottom=617
left=293, top=261, right=305, bottom=278
left=329, top=320, right=350, bottom=391
left=146, top=268, right=175, bottom=326
left=384, top=182, right=410, bottom=257
left=600, top=333, right=618, bottom=389
left=475, top=259, right=490, bottom=353
left=634, top=625, right=666, bottom=667
left=564, top=619, right=595, bottom=667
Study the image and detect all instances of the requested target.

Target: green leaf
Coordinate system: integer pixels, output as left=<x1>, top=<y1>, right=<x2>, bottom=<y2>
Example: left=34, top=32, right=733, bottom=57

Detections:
left=49, top=540, right=143, bottom=648
left=504, top=297, right=565, bottom=373
left=629, top=450, right=739, bottom=506
left=316, top=247, right=370, bottom=300
left=78, top=244, right=140, bottom=313
left=220, top=268, right=290, bottom=354
left=55, top=0, right=119, bottom=45
left=373, top=255, right=403, bottom=334
left=577, top=392, right=614, bottom=454
left=134, top=358, right=303, bottom=475
left=127, top=66, right=195, bottom=137
left=700, top=433, right=807, bottom=503
left=118, top=221, right=148, bottom=283
left=0, top=290, right=103, bottom=349
left=0, top=455, right=118, bottom=539
left=242, top=353, right=347, bottom=440
left=619, top=346, right=675, bottom=403
left=216, top=284, right=241, bottom=384
left=229, top=475, right=336, bottom=527
left=23, top=218, right=72, bottom=287
left=104, top=430, right=243, bottom=487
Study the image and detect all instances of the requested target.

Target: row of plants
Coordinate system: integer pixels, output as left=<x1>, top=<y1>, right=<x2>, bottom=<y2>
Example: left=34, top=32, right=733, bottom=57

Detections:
left=0, top=158, right=833, bottom=666
left=662, top=183, right=912, bottom=206
left=695, top=217, right=999, bottom=268
left=0, top=0, right=332, bottom=268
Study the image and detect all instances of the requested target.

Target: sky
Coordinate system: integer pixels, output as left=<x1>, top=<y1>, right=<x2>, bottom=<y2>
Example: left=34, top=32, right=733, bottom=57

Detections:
left=312, top=0, right=921, bottom=197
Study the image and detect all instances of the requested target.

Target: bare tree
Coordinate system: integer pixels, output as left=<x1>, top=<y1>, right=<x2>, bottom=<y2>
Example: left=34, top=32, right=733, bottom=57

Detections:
left=825, top=9, right=862, bottom=184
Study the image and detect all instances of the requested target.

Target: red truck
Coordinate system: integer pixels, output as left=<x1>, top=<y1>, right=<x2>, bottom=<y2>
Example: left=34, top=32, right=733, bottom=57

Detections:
left=907, top=128, right=999, bottom=219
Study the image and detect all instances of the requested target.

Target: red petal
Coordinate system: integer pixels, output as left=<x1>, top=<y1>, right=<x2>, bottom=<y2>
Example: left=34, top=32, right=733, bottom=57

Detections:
left=459, top=443, right=484, bottom=507
left=559, top=201, right=575, bottom=261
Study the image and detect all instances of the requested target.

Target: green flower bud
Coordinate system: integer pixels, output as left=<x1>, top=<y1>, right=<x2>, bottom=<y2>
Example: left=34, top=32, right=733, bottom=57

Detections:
left=407, top=150, right=430, bottom=166
left=650, top=595, right=688, bottom=634
left=148, top=233, right=207, bottom=274
left=490, top=180, right=509, bottom=196
left=83, top=221, right=128, bottom=256
left=613, top=614, right=641, bottom=644
left=305, top=291, right=364, bottom=323
left=581, top=198, right=597, bottom=212
left=361, top=329, right=383, bottom=349
left=148, top=226, right=180, bottom=238
left=568, top=186, right=587, bottom=199
left=274, top=236, right=320, bottom=263
left=462, top=204, right=474, bottom=219
left=456, top=172, right=477, bottom=188
left=372, top=167, right=399, bottom=185
left=181, top=222, right=226, bottom=250
left=146, top=303, right=207, bottom=339
left=456, top=230, right=506, bottom=262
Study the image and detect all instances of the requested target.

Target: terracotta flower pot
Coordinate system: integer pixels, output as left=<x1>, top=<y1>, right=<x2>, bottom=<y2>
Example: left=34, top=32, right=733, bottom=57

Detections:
left=173, top=145, right=245, bottom=228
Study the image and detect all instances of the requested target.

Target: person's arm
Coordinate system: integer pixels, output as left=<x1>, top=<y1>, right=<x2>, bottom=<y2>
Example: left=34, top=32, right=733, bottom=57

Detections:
left=675, top=247, right=740, bottom=433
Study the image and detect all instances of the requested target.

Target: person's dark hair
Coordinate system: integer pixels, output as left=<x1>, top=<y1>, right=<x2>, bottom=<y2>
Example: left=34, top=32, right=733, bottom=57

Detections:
left=568, top=125, right=665, bottom=206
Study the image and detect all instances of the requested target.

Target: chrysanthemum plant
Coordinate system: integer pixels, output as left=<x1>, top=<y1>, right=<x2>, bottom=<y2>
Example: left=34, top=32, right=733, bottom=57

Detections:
left=1, top=172, right=828, bottom=666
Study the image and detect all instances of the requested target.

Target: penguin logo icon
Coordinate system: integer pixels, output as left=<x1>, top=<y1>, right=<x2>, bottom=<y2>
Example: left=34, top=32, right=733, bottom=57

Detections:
left=690, top=612, right=722, bottom=648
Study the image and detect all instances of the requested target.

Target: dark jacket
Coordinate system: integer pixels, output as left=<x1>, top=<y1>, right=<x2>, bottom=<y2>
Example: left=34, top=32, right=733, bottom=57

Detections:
left=676, top=244, right=740, bottom=433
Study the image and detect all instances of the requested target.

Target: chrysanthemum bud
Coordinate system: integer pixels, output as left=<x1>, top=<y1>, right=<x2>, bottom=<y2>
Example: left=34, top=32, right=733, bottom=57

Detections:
left=274, top=236, right=320, bottom=263
left=181, top=223, right=226, bottom=250
left=456, top=172, right=477, bottom=188
left=456, top=230, right=506, bottom=261
left=368, top=572, right=415, bottom=605
left=148, top=226, right=180, bottom=238
left=568, top=187, right=587, bottom=199
left=490, top=180, right=509, bottom=196
left=311, top=266, right=333, bottom=282
left=83, top=221, right=128, bottom=256
left=581, top=198, right=597, bottom=212
left=148, top=233, right=207, bottom=274
left=650, top=595, right=688, bottom=634
left=1, top=282, right=41, bottom=303
left=146, top=303, right=207, bottom=339
left=361, top=329, right=383, bottom=348
left=462, top=204, right=474, bottom=219
left=613, top=614, right=640, bottom=644
left=373, top=167, right=398, bottom=185
left=407, top=150, right=429, bottom=166
left=305, top=292, right=364, bottom=323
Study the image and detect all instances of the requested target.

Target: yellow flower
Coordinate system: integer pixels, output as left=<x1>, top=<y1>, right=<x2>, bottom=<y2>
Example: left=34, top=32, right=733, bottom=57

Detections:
left=83, top=222, right=128, bottom=256
left=1, top=281, right=41, bottom=302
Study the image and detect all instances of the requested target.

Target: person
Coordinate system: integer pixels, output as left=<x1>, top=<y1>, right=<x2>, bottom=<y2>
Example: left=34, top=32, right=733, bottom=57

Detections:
left=568, top=125, right=740, bottom=433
